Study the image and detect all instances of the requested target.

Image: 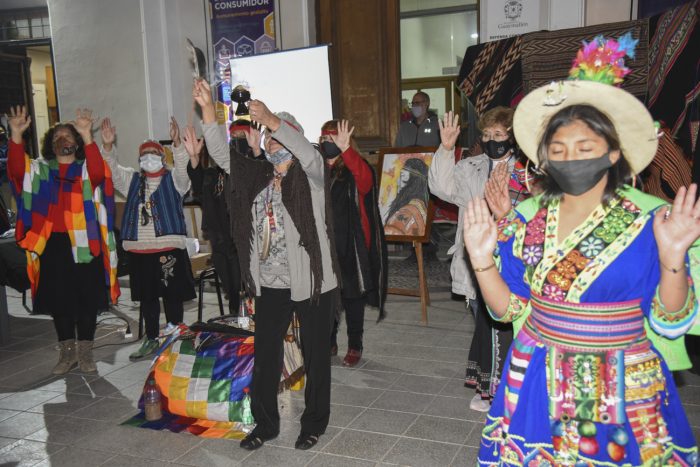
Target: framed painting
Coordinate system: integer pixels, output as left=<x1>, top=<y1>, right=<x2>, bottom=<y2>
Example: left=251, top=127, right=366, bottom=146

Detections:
left=377, top=146, right=436, bottom=242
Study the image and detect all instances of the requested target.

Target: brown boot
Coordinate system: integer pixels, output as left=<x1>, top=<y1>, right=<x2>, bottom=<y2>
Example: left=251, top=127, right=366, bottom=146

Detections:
left=52, top=340, right=77, bottom=375
left=77, top=340, right=97, bottom=373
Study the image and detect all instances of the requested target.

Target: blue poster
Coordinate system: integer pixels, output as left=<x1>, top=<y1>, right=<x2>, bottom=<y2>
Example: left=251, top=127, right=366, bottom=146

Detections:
left=210, top=0, right=275, bottom=86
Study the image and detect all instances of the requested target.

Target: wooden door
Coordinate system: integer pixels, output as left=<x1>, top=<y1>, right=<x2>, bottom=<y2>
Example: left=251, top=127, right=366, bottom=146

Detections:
left=317, top=0, right=401, bottom=153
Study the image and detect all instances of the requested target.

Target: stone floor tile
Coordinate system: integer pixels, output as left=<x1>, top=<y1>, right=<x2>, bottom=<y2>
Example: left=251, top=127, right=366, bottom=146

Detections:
left=100, top=454, right=188, bottom=467
left=389, top=374, right=450, bottom=395
left=370, top=389, right=435, bottom=414
left=327, top=404, right=366, bottom=428
left=404, top=415, right=473, bottom=445
left=0, top=409, right=20, bottom=424
left=173, top=437, right=252, bottom=466
left=344, top=370, right=402, bottom=390
left=33, top=446, right=116, bottom=467
left=439, top=379, right=472, bottom=399
left=424, top=395, right=487, bottom=422
left=348, top=408, right=418, bottom=435
left=0, top=436, right=18, bottom=450
left=322, top=428, right=399, bottom=462
left=306, top=452, right=376, bottom=466
left=464, top=420, right=485, bottom=448
left=0, top=438, right=63, bottom=466
left=69, top=396, right=137, bottom=421
left=0, top=389, right=60, bottom=411
left=330, top=384, right=384, bottom=407
left=26, top=393, right=103, bottom=416
left=383, top=437, right=461, bottom=466
left=452, top=445, right=481, bottom=466
left=0, top=411, right=51, bottom=439
left=239, top=444, right=315, bottom=466
left=25, top=415, right=113, bottom=445
left=81, top=423, right=202, bottom=461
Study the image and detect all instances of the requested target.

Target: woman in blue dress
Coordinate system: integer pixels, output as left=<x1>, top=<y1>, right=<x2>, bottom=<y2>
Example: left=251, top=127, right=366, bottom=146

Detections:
left=463, top=36, right=700, bottom=466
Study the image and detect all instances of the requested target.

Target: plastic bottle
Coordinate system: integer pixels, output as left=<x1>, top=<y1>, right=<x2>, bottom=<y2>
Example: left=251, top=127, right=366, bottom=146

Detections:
left=144, top=379, right=162, bottom=421
left=241, top=387, right=254, bottom=425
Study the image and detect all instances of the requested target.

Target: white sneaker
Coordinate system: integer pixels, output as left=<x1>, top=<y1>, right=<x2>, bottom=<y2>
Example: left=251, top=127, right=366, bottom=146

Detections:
left=160, top=322, right=178, bottom=337
left=469, top=394, right=491, bottom=412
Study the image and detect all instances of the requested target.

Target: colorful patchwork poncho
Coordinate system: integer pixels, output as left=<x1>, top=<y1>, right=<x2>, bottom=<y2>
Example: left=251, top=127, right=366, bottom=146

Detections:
left=13, top=152, right=120, bottom=304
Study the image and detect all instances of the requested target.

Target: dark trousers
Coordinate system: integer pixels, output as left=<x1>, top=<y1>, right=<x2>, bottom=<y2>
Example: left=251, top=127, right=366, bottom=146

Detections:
left=251, top=287, right=337, bottom=438
left=210, top=238, right=240, bottom=312
left=54, top=310, right=98, bottom=341
left=141, top=297, right=184, bottom=340
left=330, top=296, right=365, bottom=350
left=38, top=233, right=106, bottom=342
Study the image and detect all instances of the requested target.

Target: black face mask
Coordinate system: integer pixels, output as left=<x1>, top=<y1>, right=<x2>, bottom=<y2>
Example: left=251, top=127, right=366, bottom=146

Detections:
left=483, top=139, right=513, bottom=159
left=231, top=137, right=250, bottom=156
left=320, top=141, right=342, bottom=159
left=546, top=152, right=612, bottom=196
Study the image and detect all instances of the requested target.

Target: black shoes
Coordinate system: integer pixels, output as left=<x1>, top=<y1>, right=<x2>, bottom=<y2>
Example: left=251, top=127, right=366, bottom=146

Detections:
left=295, top=432, right=320, bottom=450
left=240, top=432, right=277, bottom=451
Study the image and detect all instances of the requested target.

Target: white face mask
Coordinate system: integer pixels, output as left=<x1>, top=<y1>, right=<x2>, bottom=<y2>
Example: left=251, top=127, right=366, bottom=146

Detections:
left=140, top=154, right=163, bottom=173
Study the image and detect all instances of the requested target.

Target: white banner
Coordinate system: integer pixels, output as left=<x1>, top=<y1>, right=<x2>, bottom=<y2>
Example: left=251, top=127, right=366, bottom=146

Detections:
left=480, top=0, right=545, bottom=43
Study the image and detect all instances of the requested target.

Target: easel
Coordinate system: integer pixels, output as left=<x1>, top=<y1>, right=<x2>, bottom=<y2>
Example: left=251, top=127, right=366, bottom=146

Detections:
left=385, top=204, right=434, bottom=325
left=378, top=147, right=437, bottom=326
left=387, top=242, right=431, bottom=325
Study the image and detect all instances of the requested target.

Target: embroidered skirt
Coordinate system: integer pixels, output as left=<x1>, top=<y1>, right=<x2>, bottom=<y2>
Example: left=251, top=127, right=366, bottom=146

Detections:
left=477, top=294, right=698, bottom=466
left=128, top=249, right=196, bottom=302
left=465, top=295, right=513, bottom=398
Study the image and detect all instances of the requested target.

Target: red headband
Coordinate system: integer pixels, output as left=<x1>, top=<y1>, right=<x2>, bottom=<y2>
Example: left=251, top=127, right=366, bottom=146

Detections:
left=321, top=129, right=338, bottom=136
left=229, top=123, right=251, bottom=134
left=139, top=141, right=165, bottom=155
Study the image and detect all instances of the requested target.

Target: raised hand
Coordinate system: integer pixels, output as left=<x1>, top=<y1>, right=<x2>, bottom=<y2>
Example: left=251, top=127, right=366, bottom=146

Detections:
left=485, top=161, right=512, bottom=220
left=249, top=100, right=280, bottom=131
left=73, top=108, right=96, bottom=144
left=182, top=125, right=203, bottom=167
left=331, top=119, right=354, bottom=152
left=100, top=118, right=116, bottom=152
left=245, top=126, right=263, bottom=157
left=170, top=117, right=181, bottom=147
left=653, top=184, right=700, bottom=268
left=192, top=79, right=213, bottom=109
left=438, top=111, right=460, bottom=151
left=463, top=198, right=498, bottom=264
left=7, top=105, right=31, bottom=144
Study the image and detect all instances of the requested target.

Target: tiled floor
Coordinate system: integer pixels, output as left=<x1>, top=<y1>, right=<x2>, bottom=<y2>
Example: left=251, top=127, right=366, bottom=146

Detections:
left=0, top=281, right=699, bottom=466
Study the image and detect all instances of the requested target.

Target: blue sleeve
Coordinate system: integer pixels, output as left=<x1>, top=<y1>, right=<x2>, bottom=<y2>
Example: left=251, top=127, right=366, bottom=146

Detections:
left=496, top=212, right=530, bottom=301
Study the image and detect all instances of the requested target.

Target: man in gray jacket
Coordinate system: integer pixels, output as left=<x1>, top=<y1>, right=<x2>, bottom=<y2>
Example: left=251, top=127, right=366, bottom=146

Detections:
left=189, top=80, right=339, bottom=452
left=394, top=91, right=441, bottom=147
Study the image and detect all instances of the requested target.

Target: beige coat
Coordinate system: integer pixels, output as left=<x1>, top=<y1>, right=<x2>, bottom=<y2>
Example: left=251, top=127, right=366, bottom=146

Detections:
left=428, top=145, right=514, bottom=299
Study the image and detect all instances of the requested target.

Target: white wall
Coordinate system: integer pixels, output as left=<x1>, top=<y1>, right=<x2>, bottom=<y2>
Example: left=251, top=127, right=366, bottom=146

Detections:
left=47, top=0, right=207, bottom=170
left=545, top=0, right=633, bottom=29
left=48, top=0, right=149, bottom=167
left=277, top=0, right=316, bottom=50
left=547, top=0, right=585, bottom=30
left=586, top=0, right=633, bottom=25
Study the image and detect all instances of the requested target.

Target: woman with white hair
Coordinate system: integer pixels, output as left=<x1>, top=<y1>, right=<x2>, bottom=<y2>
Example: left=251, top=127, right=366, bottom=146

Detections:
left=189, top=80, right=339, bottom=452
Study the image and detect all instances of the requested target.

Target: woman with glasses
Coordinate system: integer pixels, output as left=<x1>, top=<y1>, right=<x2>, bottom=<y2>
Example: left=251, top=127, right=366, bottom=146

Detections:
left=429, top=106, right=536, bottom=412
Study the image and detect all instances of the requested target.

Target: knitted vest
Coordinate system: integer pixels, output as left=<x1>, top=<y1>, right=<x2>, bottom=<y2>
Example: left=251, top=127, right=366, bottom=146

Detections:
left=121, top=171, right=187, bottom=241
